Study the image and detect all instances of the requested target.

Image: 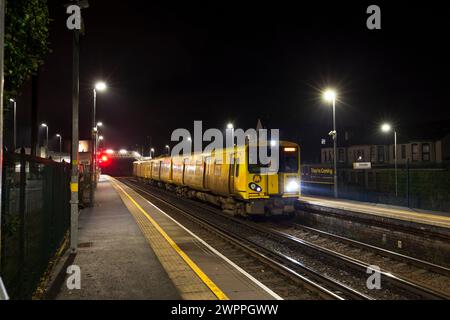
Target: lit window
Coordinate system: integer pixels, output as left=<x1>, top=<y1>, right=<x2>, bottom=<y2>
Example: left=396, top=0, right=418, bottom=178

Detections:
left=412, top=144, right=419, bottom=162
left=422, top=144, right=430, bottom=162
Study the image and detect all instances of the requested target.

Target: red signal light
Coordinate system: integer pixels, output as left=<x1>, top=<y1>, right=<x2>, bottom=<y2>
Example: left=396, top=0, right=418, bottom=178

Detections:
left=98, top=154, right=110, bottom=167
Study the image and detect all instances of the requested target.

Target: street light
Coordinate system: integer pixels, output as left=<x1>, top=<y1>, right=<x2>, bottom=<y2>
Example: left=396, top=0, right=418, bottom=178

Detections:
left=56, top=134, right=62, bottom=162
left=91, top=81, right=107, bottom=204
left=56, top=134, right=62, bottom=152
left=165, top=145, right=170, bottom=155
left=150, top=148, right=155, bottom=158
left=323, top=89, right=338, bottom=198
left=381, top=123, right=398, bottom=197
left=41, top=123, right=49, bottom=157
left=9, top=98, right=16, bottom=152
left=95, top=81, right=107, bottom=92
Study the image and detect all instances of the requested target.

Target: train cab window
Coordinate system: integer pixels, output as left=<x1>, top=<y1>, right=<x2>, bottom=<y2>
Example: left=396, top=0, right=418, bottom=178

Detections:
left=280, top=147, right=299, bottom=173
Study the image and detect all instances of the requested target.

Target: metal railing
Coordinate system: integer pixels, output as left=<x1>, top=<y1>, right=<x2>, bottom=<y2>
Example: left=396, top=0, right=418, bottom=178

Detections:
left=1, top=150, right=71, bottom=299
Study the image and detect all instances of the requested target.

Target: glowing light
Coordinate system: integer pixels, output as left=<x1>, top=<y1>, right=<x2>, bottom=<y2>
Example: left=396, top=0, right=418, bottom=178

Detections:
left=286, top=180, right=300, bottom=193
left=381, top=123, right=392, bottom=133
left=95, top=82, right=107, bottom=91
left=41, top=123, right=48, bottom=128
left=106, top=149, right=114, bottom=155
left=119, top=149, right=127, bottom=154
left=270, top=140, right=278, bottom=147
left=284, top=147, right=297, bottom=152
left=323, top=89, right=337, bottom=102
left=227, top=123, right=234, bottom=130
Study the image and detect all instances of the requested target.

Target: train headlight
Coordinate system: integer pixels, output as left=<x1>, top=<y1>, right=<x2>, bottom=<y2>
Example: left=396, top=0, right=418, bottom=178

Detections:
left=285, top=180, right=299, bottom=193
left=249, top=183, right=263, bottom=193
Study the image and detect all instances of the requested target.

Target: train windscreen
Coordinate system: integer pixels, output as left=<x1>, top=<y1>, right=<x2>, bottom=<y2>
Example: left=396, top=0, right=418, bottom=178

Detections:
left=279, top=147, right=299, bottom=173
left=247, top=146, right=299, bottom=174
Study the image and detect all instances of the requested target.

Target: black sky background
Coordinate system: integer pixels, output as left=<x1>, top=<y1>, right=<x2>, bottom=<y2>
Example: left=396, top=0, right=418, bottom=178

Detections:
left=12, top=1, right=450, bottom=162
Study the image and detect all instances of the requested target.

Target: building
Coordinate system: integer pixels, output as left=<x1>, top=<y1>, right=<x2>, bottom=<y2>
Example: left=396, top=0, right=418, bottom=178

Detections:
left=320, top=131, right=450, bottom=167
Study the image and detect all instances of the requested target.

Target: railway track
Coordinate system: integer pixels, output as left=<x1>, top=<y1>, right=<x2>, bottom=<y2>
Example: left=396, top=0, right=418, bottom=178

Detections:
left=268, top=222, right=450, bottom=298
left=120, top=178, right=448, bottom=300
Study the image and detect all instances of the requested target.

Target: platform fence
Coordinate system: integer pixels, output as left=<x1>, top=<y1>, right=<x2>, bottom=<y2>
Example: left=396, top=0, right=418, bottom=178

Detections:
left=302, top=166, right=450, bottom=212
left=1, top=150, right=71, bottom=299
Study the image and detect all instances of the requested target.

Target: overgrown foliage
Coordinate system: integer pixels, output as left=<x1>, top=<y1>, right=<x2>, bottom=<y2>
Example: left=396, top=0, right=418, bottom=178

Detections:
left=4, top=0, right=50, bottom=102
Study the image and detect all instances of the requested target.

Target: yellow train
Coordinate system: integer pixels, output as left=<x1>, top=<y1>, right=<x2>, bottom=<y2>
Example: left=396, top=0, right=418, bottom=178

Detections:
left=133, top=141, right=301, bottom=216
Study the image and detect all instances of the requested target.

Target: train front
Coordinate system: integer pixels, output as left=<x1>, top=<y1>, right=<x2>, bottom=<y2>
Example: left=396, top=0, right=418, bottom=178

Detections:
left=270, top=141, right=301, bottom=214
left=245, top=141, right=301, bottom=215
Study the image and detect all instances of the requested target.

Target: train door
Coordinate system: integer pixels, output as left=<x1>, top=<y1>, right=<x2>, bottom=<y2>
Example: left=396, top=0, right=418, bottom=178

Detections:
left=182, top=158, right=188, bottom=185
left=228, top=152, right=236, bottom=194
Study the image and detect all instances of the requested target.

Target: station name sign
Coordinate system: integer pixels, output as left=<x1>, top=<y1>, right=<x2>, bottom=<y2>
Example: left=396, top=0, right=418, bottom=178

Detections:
left=311, top=167, right=334, bottom=175
left=353, top=162, right=372, bottom=170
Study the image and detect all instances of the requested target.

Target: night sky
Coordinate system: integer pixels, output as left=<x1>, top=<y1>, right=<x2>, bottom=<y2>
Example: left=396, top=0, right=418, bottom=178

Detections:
left=12, top=1, right=450, bottom=162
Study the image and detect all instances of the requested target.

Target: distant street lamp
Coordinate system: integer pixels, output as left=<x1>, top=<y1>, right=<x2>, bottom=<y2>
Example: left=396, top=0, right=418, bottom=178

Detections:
left=9, top=98, right=16, bottom=152
left=323, top=89, right=338, bottom=198
left=56, top=134, right=62, bottom=152
left=56, top=134, right=62, bottom=162
left=166, top=145, right=170, bottom=155
left=91, top=81, right=107, bottom=203
left=381, top=123, right=398, bottom=197
left=41, top=123, right=49, bottom=157
left=150, top=148, right=155, bottom=158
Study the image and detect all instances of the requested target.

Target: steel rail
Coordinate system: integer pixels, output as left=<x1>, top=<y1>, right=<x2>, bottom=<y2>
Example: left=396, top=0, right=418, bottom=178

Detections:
left=288, top=223, right=450, bottom=277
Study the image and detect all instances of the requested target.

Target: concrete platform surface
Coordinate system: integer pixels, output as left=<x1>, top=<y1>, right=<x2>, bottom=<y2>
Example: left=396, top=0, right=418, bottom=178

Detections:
left=110, top=177, right=280, bottom=301
left=49, top=175, right=281, bottom=301
left=53, top=176, right=181, bottom=300
left=299, top=195, right=450, bottom=229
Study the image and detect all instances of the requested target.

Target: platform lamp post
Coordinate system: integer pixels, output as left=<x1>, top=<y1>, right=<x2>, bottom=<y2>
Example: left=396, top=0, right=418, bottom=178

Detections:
left=96, top=122, right=103, bottom=154
left=150, top=148, right=155, bottom=159
left=90, top=82, right=107, bottom=205
left=187, top=137, right=192, bottom=154
left=227, top=123, right=234, bottom=147
left=0, top=0, right=6, bottom=292
left=323, top=89, right=338, bottom=198
left=41, top=123, right=49, bottom=158
left=381, top=123, right=398, bottom=197
left=9, top=99, right=16, bottom=152
left=165, top=145, right=170, bottom=155
left=56, top=134, right=62, bottom=161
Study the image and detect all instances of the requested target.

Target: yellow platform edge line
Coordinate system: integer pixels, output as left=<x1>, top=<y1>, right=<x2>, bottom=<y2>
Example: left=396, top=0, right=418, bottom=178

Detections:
left=110, top=178, right=229, bottom=301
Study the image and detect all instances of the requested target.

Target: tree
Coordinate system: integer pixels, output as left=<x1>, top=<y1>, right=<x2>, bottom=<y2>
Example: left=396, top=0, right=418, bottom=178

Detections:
left=4, top=0, right=50, bottom=102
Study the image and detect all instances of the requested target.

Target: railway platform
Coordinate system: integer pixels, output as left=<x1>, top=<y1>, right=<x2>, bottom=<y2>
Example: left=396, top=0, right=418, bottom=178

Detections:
left=46, top=175, right=279, bottom=300
left=298, top=195, right=450, bottom=230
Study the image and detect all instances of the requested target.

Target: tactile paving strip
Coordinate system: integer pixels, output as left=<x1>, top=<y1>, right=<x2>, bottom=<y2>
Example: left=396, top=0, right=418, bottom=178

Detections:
left=111, top=179, right=219, bottom=300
